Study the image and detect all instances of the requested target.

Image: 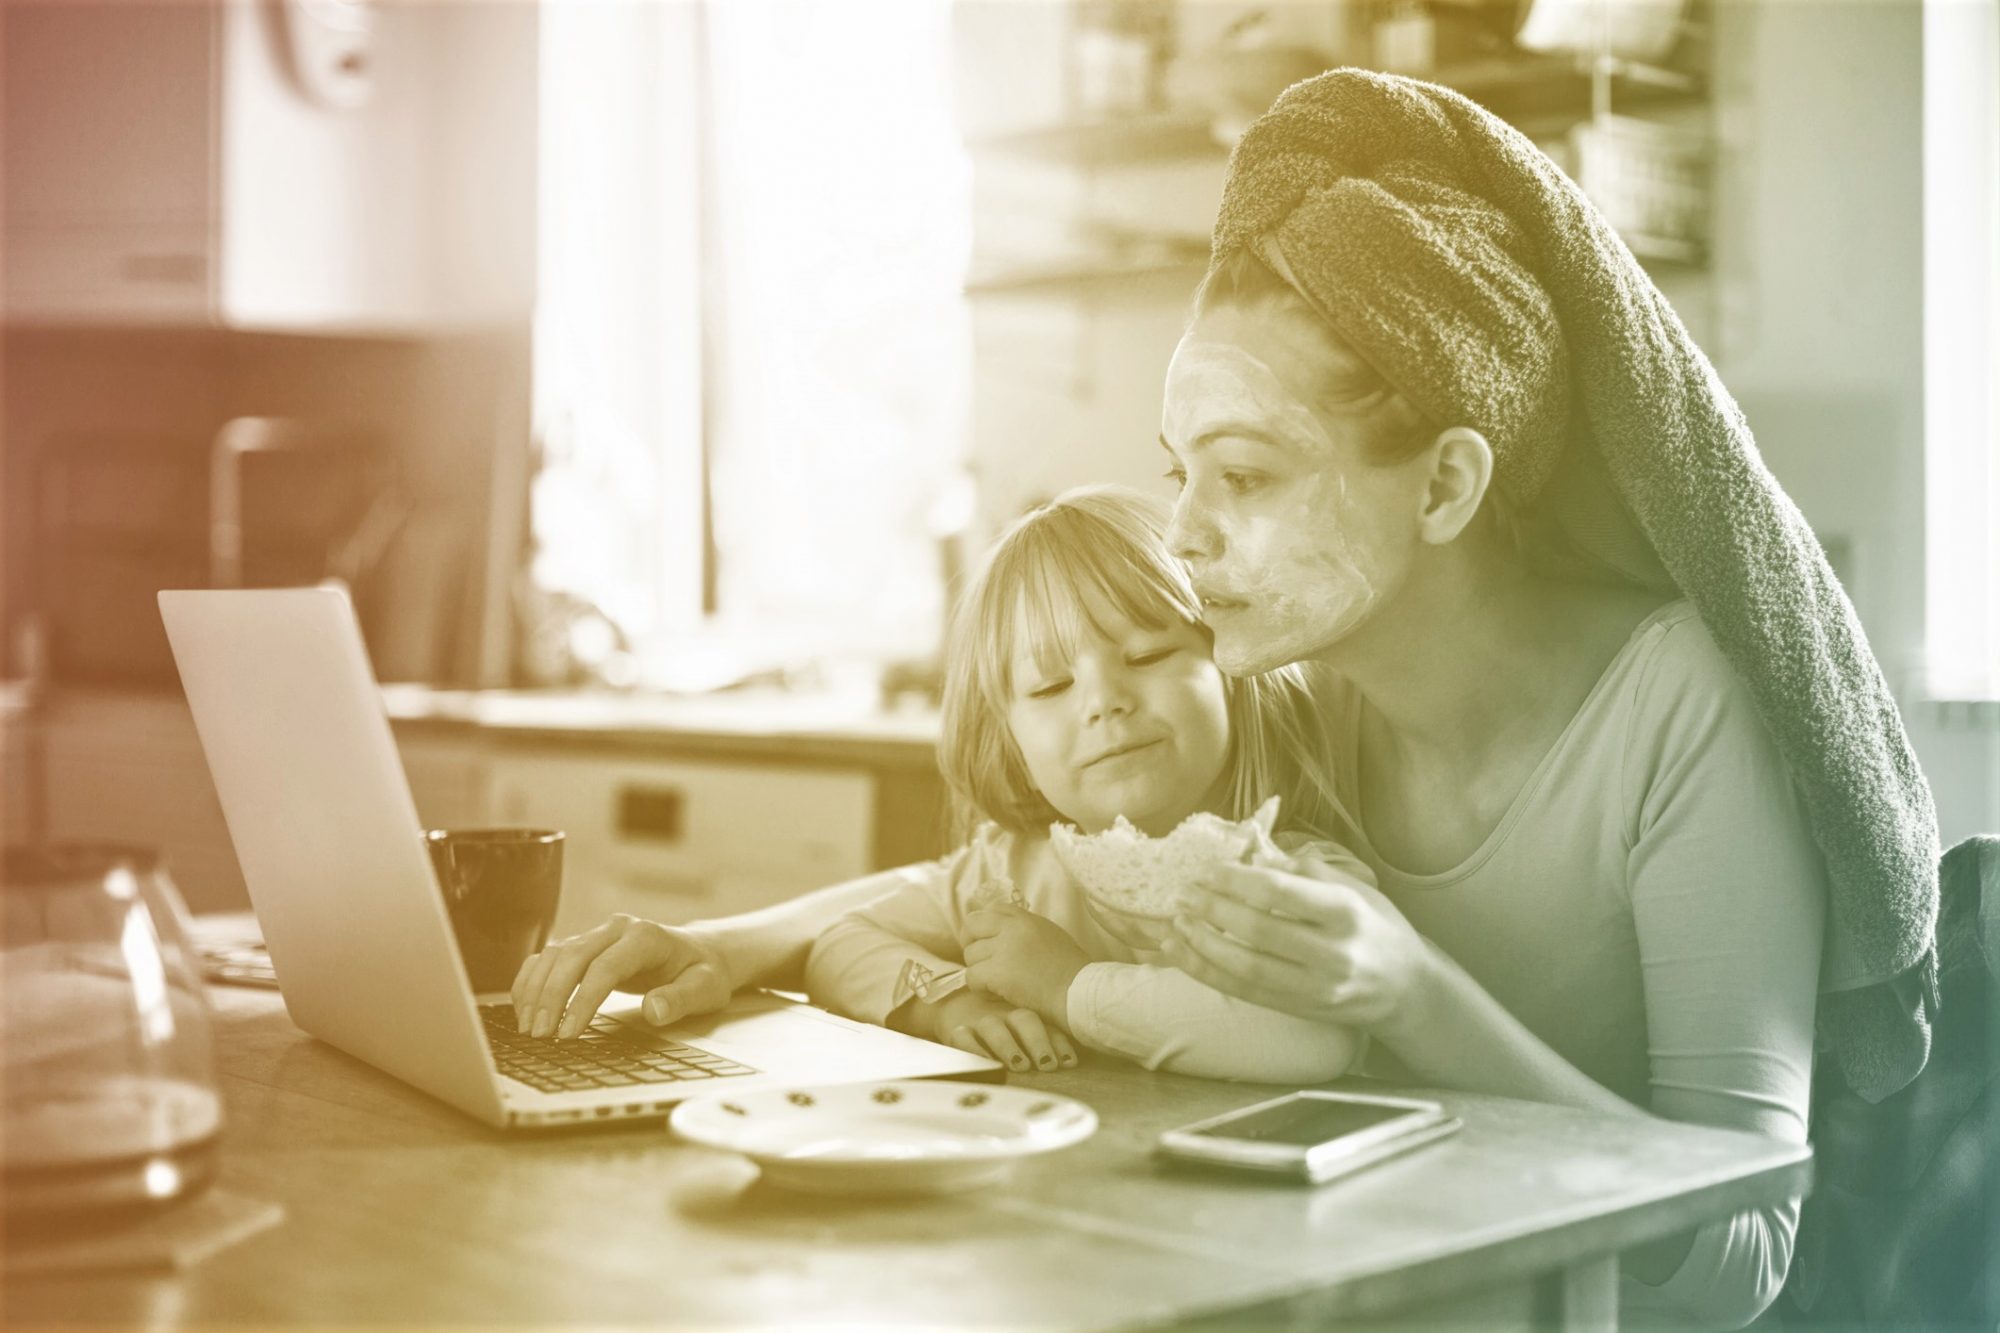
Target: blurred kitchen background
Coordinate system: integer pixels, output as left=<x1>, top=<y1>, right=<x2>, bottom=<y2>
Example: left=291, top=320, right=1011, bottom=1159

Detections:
left=2, top=0, right=1995, bottom=936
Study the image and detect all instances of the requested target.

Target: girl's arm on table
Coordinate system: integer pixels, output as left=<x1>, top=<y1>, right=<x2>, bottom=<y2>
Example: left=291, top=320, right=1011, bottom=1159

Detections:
left=1068, top=962, right=1363, bottom=1083
left=804, top=864, right=970, bottom=1028
left=806, top=845, right=1079, bottom=1071
left=1067, top=838, right=1370, bottom=1082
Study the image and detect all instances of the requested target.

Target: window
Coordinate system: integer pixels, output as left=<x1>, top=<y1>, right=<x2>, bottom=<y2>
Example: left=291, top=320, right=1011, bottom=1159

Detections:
left=1923, top=0, right=2000, bottom=701
left=530, top=0, right=972, bottom=690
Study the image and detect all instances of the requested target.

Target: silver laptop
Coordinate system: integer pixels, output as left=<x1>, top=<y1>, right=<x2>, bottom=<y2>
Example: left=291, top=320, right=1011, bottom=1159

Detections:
left=159, top=586, right=999, bottom=1129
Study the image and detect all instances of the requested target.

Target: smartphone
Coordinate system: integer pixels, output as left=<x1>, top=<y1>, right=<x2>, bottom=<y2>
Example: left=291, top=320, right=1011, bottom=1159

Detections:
left=1156, top=1090, right=1462, bottom=1184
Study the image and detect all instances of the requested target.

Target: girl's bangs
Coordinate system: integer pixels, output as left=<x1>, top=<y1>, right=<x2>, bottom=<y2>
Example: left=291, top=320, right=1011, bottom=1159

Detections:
left=990, top=512, right=1202, bottom=695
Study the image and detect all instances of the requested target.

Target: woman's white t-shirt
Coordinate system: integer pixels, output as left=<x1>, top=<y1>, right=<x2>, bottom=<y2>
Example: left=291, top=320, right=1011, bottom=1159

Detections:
left=1333, top=600, right=1826, bottom=1328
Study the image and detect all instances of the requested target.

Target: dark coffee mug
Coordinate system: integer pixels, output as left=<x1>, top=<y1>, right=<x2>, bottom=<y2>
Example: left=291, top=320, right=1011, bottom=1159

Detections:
left=423, top=828, right=564, bottom=993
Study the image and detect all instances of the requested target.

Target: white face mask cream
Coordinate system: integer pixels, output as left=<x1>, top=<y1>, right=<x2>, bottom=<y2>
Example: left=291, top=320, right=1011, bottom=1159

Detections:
left=1162, top=316, right=1401, bottom=676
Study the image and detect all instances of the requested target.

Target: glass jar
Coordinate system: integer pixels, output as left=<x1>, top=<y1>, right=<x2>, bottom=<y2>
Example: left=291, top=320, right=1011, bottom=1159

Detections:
left=1, top=845, right=224, bottom=1221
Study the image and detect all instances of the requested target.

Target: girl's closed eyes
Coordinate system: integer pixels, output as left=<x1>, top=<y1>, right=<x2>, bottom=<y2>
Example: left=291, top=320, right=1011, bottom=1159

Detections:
left=1019, top=642, right=1183, bottom=701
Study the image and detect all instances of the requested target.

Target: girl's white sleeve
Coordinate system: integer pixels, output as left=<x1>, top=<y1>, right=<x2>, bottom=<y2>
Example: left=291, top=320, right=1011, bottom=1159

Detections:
left=803, top=830, right=1002, bottom=1026
left=1066, top=963, right=1363, bottom=1082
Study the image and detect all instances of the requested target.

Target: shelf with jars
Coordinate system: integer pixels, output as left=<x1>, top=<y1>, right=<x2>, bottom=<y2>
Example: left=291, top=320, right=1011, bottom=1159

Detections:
left=952, top=0, right=1713, bottom=296
left=963, top=234, right=1210, bottom=297
left=956, top=1, right=1215, bottom=299
left=965, top=112, right=1223, bottom=168
left=1420, top=0, right=1715, bottom=266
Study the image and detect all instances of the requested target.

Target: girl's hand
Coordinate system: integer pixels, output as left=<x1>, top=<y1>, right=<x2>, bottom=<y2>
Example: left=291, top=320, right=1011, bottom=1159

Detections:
left=1162, top=861, right=1432, bottom=1031
left=926, top=989, right=1078, bottom=1073
left=961, top=905, right=1092, bottom=1027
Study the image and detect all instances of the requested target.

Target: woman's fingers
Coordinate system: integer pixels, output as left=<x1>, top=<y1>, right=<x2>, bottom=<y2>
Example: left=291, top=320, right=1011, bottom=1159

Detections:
left=1164, top=918, right=1331, bottom=1018
left=510, top=950, right=551, bottom=1030
left=1178, top=885, right=1343, bottom=964
left=512, top=920, right=620, bottom=1020
left=642, top=960, right=728, bottom=1027
left=527, top=941, right=605, bottom=1038
left=512, top=937, right=573, bottom=1034
left=557, top=931, right=659, bottom=1037
left=1166, top=914, right=1279, bottom=977
left=508, top=915, right=743, bottom=1037
left=521, top=916, right=633, bottom=1036
left=1196, top=863, right=1360, bottom=926
left=1165, top=937, right=1311, bottom=1018
left=509, top=952, right=541, bottom=1014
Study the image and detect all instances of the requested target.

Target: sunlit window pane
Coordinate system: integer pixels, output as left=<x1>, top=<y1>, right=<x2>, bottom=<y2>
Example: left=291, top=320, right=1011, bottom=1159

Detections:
left=704, top=0, right=972, bottom=670
left=530, top=0, right=971, bottom=689
left=1923, top=0, right=2000, bottom=700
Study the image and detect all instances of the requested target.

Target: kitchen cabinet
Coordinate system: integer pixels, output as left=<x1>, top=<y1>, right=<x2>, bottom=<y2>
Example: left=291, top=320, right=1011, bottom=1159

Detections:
left=2, top=2, right=217, bottom=323
left=486, top=749, right=880, bottom=938
left=32, top=692, right=249, bottom=913
left=2, top=0, right=535, bottom=330
left=22, top=692, right=492, bottom=913
left=21, top=688, right=946, bottom=938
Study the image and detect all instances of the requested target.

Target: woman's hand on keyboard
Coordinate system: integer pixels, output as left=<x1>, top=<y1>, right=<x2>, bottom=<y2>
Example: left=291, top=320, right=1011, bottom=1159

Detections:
left=512, top=914, right=733, bottom=1039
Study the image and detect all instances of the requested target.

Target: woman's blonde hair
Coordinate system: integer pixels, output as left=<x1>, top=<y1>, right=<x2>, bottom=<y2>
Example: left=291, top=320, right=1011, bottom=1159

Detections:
left=937, top=483, right=1352, bottom=844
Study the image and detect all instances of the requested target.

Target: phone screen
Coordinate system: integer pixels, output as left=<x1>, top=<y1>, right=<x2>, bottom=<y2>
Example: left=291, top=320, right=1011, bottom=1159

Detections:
left=1190, top=1097, right=1416, bottom=1147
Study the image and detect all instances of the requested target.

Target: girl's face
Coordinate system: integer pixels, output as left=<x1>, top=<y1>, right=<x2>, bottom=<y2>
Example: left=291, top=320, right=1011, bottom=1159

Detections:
left=1159, top=300, right=1432, bottom=676
left=1005, top=597, right=1231, bottom=836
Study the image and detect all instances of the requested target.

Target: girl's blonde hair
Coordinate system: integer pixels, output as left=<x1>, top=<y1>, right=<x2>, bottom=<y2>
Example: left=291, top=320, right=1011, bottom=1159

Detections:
left=937, top=484, right=1351, bottom=844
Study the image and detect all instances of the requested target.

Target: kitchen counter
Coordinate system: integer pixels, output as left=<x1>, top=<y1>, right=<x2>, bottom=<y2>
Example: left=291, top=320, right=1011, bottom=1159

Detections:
left=376, top=684, right=956, bottom=887
left=379, top=683, right=942, bottom=770
left=11, top=680, right=943, bottom=770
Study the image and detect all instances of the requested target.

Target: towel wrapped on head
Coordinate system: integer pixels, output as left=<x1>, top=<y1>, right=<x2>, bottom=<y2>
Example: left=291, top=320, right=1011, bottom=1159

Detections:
left=1210, top=68, right=1940, bottom=1102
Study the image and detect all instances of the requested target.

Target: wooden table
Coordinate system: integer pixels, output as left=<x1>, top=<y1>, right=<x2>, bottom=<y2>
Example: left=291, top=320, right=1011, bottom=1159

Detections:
left=5, top=986, right=1810, bottom=1329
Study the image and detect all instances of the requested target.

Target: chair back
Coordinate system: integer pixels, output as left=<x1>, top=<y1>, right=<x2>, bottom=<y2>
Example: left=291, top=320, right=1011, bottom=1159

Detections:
left=1787, top=835, right=1998, bottom=1328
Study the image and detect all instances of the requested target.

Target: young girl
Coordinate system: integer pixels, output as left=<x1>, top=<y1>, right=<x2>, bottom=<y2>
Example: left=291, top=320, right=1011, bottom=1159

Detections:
left=805, top=485, right=1370, bottom=1081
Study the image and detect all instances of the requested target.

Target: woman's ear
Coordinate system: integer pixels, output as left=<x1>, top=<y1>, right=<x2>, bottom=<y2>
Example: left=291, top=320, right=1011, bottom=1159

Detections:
left=1416, top=426, right=1494, bottom=545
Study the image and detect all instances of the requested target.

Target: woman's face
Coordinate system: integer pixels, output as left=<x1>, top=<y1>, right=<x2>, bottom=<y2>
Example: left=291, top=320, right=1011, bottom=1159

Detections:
left=1160, top=300, right=1431, bottom=676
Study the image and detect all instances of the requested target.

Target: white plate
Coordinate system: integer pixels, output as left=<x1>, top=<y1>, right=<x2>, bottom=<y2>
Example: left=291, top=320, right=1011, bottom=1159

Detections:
left=669, top=1080, right=1098, bottom=1195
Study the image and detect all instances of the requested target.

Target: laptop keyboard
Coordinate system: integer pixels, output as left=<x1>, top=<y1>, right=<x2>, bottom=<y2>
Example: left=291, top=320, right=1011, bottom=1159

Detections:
left=479, top=1005, right=758, bottom=1093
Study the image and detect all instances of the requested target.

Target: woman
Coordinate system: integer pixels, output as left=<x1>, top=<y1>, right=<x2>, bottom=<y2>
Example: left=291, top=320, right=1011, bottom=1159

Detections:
left=514, top=71, right=1940, bottom=1329
left=1143, top=70, right=1939, bottom=1328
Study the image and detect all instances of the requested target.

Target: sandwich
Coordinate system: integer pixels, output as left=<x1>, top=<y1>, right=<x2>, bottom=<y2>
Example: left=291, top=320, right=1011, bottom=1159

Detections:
left=1050, top=797, right=1282, bottom=948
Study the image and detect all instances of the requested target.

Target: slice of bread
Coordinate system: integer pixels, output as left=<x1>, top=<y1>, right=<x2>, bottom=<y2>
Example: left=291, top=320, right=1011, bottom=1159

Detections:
left=1050, top=797, right=1282, bottom=920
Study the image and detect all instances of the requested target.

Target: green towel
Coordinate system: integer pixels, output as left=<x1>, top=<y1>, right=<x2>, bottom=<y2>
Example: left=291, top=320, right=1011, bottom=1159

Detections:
left=1211, top=68, right=1940, bottom=1102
